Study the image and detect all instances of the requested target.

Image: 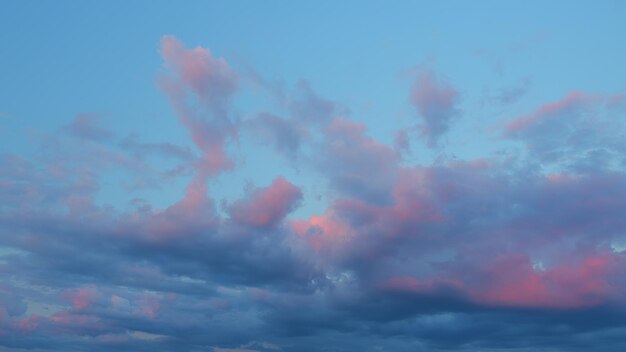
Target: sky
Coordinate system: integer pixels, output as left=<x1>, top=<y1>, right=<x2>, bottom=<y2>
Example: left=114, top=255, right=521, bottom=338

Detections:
left=1, top=1, right=626, bottom=351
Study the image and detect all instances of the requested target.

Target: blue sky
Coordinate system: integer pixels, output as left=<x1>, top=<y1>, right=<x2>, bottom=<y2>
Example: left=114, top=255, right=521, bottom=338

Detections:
left=2, top=1, right=626, bottom=351
left=3, top=0, right=625, bottom=211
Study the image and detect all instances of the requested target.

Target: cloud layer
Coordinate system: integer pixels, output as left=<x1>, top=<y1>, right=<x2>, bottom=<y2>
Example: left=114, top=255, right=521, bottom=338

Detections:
left=2, top=36, right=626, bottom=352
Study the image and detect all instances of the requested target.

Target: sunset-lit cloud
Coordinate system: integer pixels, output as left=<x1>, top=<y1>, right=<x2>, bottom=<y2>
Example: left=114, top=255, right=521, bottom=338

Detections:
left=2, top=3, right=626, bottom=351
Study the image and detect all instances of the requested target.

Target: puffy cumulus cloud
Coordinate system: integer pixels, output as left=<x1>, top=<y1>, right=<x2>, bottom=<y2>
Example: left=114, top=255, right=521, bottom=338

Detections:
left=3, top=35, right=626, bottom=352
left=409, top=69, right=461, bottom=147
left=228, top=177, right=303, bottom=229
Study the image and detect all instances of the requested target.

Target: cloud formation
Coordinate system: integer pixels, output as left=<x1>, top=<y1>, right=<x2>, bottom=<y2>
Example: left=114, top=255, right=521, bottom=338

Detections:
left=159, top=35, right=239, bottom=179
left=228, top=177, right=302, bottom=228
left=2, top=36, right=626, bottom=352
left=409, top=69, right=461, bottom=147
left=502, top=92, right=626, bottom=171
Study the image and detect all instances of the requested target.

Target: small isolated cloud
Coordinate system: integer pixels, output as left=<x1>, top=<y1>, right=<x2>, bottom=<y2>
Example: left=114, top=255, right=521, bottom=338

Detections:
left=409, top=69, right=460, bottom=147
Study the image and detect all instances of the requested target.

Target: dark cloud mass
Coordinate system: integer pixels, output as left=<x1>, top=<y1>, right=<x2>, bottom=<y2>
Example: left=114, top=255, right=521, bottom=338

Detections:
left=2, top=36, right=626, bottom=352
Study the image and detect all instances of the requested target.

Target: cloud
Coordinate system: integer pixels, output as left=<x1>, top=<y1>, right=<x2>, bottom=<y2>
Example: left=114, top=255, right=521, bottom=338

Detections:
left=289, top=80, right=338, bottom=127
left=493, top=78, right=531, bottom=105
left=228, top=177, right=303, bottom=228
left=65, top=287, right=99, bottom=311
left=118, top=134, right=194, bottom=161
left=318, top=118, right=399, bottom=205
left=159, top=35, right=239, bottom=179
left=63, top=113, right=113, bottom=142
left=409, top=69, right=460, bottom=147
left=502, top=92, right=626, bottom=171
left=393, top=129, right=411, bottom=156
left=160, top=35, right=239, bottom=115
left=244, top=113, right=308, bottom=161
left=503, top=92, right=593, bottom=135
left=3, top=36, right=626, bottom=352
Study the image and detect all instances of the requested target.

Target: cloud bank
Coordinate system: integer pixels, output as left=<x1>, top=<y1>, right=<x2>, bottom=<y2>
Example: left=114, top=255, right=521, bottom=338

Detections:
left=2, top=36, right=626, bottom=352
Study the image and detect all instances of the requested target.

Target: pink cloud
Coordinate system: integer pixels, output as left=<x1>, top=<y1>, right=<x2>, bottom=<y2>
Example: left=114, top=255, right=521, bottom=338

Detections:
left=66, top=287, right=98, bottom=311
left=47, top=310, right=110, bottom=337
left=291, top=167, right=446, bottom=252
left=388, top=167, right=446, bottom=227
left=121, top=180, right=217, bottom=242
left=138, top=295, right=161, bottom=319
left=4, top=33, right=626, bottom=352
left=159, top=35, right=239, bottom=179
left=379, top=252, right=622, bottom=310
left=292, top=209, right=353, bottom=251
left=161, top=35, right=238, bottom=111
left=470, top=253, right=617, bottom=308
left=229, top=177, right=302, bottom=228
left=15, top=315, right=40, bottom=333
left=504, top=92, right=593, bottom=135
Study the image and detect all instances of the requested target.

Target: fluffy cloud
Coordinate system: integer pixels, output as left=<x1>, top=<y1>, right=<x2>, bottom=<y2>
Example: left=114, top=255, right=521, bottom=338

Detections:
left=228, top=177, right=303, bottom=228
